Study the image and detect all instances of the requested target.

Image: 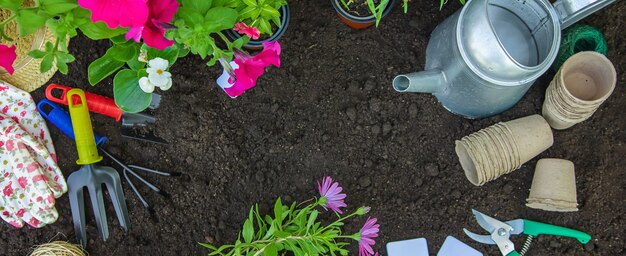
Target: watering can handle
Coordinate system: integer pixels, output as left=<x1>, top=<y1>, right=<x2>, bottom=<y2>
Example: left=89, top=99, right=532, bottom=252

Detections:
left=67, top=89, right=103, bottom=165
left=553, top=0, right=616, bottom=29
left=37, top=99, right=108, bottom=146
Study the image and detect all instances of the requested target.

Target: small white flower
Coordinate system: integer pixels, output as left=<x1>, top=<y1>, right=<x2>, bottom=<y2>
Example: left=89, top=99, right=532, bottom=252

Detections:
left=138, top=57, right=173, bottom=93
left=147, top=57, right=172, bottom=87
left=139, top=77, right=155, bottom=93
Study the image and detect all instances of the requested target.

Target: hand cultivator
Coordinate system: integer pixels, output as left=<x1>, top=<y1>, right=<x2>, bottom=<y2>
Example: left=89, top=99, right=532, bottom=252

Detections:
left=65, top=89, right=130, bottom=247
left=38, top=99, right=178, bottom=217
left=464, top=209, right=591, bottom=256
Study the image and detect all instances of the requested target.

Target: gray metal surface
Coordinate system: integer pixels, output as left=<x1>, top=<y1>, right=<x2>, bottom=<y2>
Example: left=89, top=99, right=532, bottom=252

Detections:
left=68, top=164, right=130, bottom=248
left=392, top=0, right=615, bottom=118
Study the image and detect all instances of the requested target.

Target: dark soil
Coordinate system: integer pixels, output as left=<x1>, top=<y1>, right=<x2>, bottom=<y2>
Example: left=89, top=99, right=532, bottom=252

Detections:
left=2, top=0, right=626, bottom=255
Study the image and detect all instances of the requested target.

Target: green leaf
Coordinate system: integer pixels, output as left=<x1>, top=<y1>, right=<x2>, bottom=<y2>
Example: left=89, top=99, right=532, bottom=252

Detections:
left=243, top=0, right=257, bottom=7
left=274, top=198, right=283, bottom=221
left=177, top=7, right=204, bottom=27
left=40, top=54, right=55, bottom=73
left=79, top=21, right=127, bottom=40
left=0, top=0, right=24, bottom=11
left=88, top=56, right=125, bottom=85
left=264, top=244, right=278, bottom=256
left=306, top=210, right=318, bottom=232
left=106, top=45, right=136, bottom=62
left=147, top=44, right=179, bottom=65
left=204, top=7, right=238, bottom=31
left=242, top=219, right=254, bottom=243
left=28, top=50, right=46, bottom=59
left=261, top=5, right=280, bottom=18
left=110, top=34, right=132, bottom=45
left=178, top=46, right=190, bottom=58
left=41, top=0, right=78, bottom=15
left=56, top=51, right=75, bottom=63
left=257, top=18, right=272, bottom=35
left=56, top=59, right=68, bottom=74
left=126, top=56, right=145, bottom=71
left=232, top=36, right=249, bottom=49
left=113, top=69, right=152, bottom=113
left=181, top=0, right=212, bottom=15
left=16, top=9, right=47, bottom=37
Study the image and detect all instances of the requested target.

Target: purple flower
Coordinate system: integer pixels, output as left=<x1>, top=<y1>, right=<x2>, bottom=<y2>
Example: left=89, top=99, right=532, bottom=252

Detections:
left=359, top=217, right=380, bottom=256
left=317, top=176, right=347, bottom=214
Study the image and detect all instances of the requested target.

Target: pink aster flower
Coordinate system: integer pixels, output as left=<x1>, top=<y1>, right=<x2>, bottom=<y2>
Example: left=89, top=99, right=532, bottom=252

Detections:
left=359, top=217, right=380, bottom=256
left=233, top=22, right=260, bottom=40
left=78, top=0, right=149, bottom=28
left=126, top=0, right=179, bottom=50
left=0, top=44, right=17, bottom=75
left=317, top=176, right=347, bottom=214
left=223, top=41, right=281, bottom=98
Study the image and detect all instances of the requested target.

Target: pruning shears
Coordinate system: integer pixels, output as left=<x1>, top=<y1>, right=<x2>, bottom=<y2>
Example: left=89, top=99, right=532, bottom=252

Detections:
left=463, top=209, right=591, bottom=256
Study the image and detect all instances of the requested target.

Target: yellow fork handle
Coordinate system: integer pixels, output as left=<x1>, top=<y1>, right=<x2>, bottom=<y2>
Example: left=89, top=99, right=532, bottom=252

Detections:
left=68, top=88, right=102, bottom=165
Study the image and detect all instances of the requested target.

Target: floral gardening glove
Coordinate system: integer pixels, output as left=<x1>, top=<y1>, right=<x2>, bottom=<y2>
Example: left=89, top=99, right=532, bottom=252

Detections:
left=0, top=82, right=67, bottom=228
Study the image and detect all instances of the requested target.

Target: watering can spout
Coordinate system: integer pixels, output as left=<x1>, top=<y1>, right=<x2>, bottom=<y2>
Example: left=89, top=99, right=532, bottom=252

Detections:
left=392, top=69, right=447, bottom=94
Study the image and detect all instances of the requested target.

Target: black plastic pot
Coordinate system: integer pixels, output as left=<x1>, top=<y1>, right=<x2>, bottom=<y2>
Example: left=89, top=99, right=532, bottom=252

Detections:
left=225, top=3, right=291, bottom=51
left=331, top=0, right=397, bottom=29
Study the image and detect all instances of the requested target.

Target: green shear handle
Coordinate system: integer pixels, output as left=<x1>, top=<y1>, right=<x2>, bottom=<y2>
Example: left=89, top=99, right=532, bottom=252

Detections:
left=523, top=219, right=591, bottom=243
left=505, top=220, right=591, bottom=256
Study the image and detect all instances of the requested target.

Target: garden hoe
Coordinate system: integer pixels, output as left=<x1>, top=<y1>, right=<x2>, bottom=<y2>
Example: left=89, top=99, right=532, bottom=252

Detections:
left=66, top=89, right=130, bottom=247
left=46, top=84, right=167, bottom=144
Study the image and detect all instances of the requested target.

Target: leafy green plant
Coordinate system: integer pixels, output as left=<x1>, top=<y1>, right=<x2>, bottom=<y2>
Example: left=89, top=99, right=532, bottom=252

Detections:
left=200, top=177, right=381, bottom=256
left=236, top=0, right=286, bottom=36
left=87, top=0, right=250, bottom=112
left=2, top=0, right=273, bottom=113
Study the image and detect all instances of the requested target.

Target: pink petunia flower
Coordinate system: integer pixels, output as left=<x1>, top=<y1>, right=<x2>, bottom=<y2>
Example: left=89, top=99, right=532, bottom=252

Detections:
left=317, top=176, right=347, bottom=214
left=0, top=44, right=17, bottom=75
left=78, top=0, right=149, bottom=29
left=233, top=23, right=260, bottom=40
left=223, top=41, right=281, bottom=97
left=358, top=217, right=380, bottom=256
left=125, top=0, right=179, bottom=50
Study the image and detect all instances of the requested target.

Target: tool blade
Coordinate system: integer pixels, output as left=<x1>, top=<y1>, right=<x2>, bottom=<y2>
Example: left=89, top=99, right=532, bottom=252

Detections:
left=472, top=209, right=497, bottom=233
left=463, top=228, right=496, bottom=245
left=149, top=93, right=161, bottom=109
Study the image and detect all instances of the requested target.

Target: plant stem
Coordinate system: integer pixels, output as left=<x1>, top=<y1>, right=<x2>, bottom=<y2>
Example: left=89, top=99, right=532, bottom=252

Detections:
left=297, top=197, right=316, bottom=208
left=315, top=211, right=359, bottom=235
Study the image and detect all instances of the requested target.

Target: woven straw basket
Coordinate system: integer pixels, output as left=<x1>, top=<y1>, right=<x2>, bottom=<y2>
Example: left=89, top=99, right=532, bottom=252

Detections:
left=0, top=2, right=64, bottom=92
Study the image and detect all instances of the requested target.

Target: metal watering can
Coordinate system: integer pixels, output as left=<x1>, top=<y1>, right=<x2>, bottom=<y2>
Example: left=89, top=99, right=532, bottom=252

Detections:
left=392, top=0, right=616, bottom=118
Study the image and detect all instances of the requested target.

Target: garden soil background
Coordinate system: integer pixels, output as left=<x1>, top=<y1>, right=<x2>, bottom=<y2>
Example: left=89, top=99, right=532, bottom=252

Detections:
left=2, top=1, right=626, bottom=255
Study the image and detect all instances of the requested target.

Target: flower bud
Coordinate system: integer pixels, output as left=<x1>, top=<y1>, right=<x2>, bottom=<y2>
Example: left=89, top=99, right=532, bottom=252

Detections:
left=356, top=206, right=371, bottom=215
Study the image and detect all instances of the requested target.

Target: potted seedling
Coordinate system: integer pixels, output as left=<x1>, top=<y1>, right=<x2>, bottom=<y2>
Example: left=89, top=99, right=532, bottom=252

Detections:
left=331, top=0, right=465, bottom=29
left=225, top=0, right=291, bottom=50
left=331, top=0, right=398, bottom=29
